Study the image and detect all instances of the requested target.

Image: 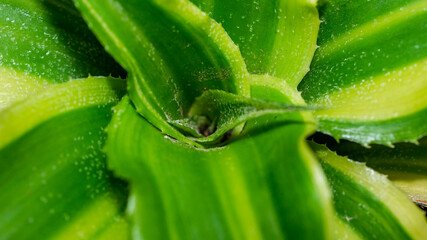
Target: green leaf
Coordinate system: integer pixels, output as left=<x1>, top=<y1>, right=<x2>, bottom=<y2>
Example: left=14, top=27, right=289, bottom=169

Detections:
left=310, top=142, right=427, bottom=240
left=73, top=0, right=252, bottom=146
left=105, top=95, right=333, bottom=240
left=0, top=76, right=125, bottom=147
left=0, top=77, right=129, bottom=239
left=190, top=0, right=320, bottom=87
left=330, top=137, right=427, bottom=209
left=170, top=88, right=314, bottom=145
left=0, top=0, right=125, bottom=110
left=299, top=0, right=427, bottom=146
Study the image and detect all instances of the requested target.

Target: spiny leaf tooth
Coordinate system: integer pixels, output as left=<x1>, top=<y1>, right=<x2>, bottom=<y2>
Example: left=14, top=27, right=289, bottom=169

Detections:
left=331, top=134, right=341, bottom=144
left=407, top=138, right=420, bottom=145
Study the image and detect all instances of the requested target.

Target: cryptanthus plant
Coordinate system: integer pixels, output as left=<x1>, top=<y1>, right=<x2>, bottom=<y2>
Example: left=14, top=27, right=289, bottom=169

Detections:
left=0, top=0, right=426, bottom=239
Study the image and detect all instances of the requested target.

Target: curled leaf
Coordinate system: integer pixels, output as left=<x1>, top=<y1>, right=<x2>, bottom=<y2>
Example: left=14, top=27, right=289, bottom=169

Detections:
left=73, top=0, right=251, bottom=145
left=106, top=96, right=334, bottom=240
left=0, top=0, right=124, bottom=109
left=0, top=77, right=128, bottom=239
left=299, top=0, right=427, bottom=145
left=311, top=142, right=427, bottom=239
left=171, top=89, right=315, bottom=145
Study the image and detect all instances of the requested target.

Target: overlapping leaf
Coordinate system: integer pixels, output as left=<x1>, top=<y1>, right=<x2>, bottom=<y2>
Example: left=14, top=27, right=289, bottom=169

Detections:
left=311, top=143, right=427, bottom=240
left=330, top=137, right=427, bottom=209
left=0, top=77, right=128, bottom=239
left=190, top=0, right=320, bottom=87
left=73, top=0, right=255, bottom=145
left=2, top=0, right=426, bottom=239
left=171, top=87, right=313, bottom=145
left=106, top=95, right=333, bottom=240
left=0, top=0, right=124, bottom=110
left=299, top=0, right=427, bottom=146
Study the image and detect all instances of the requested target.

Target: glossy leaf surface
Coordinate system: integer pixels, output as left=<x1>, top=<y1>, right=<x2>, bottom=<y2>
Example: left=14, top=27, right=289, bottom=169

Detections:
left=311, top=142, right=427, bottom=240
left=331, top=137, right=427, bottom=208
left=3, top=0, right=426, bottom=239
left=106, top=94, right=333, bottom=240
left=0, top=77, right=128, bottom=239
left=0, top=0, right=124, bottom=109
left=190, top=0, right=320, bottom=87
left=73, top=0, right=252, bottom=145
left=171, top=89, right=313, bottom=145
left=299, top=0, right=427, bottom=145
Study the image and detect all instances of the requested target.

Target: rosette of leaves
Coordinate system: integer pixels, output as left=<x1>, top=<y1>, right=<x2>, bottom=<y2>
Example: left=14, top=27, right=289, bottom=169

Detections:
left=1, top=0, right=426, bottom=239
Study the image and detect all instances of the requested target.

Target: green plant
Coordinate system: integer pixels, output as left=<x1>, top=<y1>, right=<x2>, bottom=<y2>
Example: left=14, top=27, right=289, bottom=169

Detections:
left=1, top=0, right=426, bottom=239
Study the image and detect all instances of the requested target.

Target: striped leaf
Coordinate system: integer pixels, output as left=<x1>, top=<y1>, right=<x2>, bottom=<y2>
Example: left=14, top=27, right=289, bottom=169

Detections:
left=310, top=142, right=427, bottom=240
left=0, top=0, right=125, bottom=110
left=299, top=0, right=427, bottom=146
left=0, top=77, right=129, bottom=239
left=73, top=0, right=253, bottom=146
left=331, top=137, right=427, bottom=209
left=105, top=84, right=333, bottom=239
left=171, top=88, right=313, bottom=145
left=190, top=0, right=320, bottom=87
